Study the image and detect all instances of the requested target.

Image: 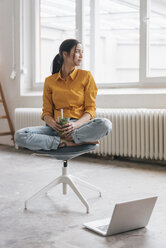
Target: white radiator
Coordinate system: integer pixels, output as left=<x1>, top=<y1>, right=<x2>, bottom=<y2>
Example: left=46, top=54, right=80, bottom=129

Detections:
left=15, top=108, right=44, bottom=130
left=15, top=108, right=166, bottom=161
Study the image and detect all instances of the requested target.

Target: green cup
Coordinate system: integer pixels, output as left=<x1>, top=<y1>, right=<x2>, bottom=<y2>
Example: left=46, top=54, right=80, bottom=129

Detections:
left=58, top=117, right=70, bottom=138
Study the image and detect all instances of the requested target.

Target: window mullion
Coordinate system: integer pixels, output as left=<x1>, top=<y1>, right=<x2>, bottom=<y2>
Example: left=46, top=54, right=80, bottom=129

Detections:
left=32, top=0, right=40, bottom=85
left=140, top=0, right=149, bottom=84
left=76, top=0, right=85, bottom=69
left=90, top=0, right=99, bottom=79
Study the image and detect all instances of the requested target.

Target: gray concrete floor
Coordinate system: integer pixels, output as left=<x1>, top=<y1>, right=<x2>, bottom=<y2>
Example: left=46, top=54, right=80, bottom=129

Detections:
left=0, top=144, right=166, bottom=248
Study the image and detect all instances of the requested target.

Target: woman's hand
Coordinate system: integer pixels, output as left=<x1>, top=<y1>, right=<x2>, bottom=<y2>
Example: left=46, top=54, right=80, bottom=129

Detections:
left=44, top=116, right=63, bottom=132
left=59, top=113, right=91, bottom=140
left=61, top=121, right=79, bottom=138
left=53, top=119, right=64, bottom=132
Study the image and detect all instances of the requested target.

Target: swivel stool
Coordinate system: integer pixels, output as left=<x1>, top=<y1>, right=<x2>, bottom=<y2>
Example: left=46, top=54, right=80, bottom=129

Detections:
left=24, top=144, right=101, bottom=213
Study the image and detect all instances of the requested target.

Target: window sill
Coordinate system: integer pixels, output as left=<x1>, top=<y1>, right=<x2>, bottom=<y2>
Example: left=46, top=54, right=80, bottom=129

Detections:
left=21, top=88, right=166, bottom=97
left=98, top=88, right=166, bottom=95
left=21, top=90, right=43, bottom=96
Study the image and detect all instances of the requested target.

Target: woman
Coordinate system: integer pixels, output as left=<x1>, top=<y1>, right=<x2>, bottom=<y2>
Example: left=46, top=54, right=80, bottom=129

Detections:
left=14, top=39, right=112, bottom=150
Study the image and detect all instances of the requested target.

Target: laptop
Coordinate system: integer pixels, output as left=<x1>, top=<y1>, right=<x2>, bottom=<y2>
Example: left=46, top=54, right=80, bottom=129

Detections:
left=83, top=196, right=157, bottom=236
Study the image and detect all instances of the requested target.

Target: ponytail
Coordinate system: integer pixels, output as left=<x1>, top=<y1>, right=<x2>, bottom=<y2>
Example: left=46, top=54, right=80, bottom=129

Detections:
left=51, top=39, right=80, bottom=75
left=51, top=53, right=63, bottom=74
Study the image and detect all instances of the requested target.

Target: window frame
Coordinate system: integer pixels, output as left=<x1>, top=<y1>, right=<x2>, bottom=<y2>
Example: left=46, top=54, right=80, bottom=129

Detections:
left=29, top=0, right=166, bottom=90
left=139, top=0, right=166, bottom=87
left=31, top=0, right=43, bottom=91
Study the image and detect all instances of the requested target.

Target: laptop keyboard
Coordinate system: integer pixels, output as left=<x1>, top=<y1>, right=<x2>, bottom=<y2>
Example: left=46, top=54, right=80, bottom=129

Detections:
left=97, top=224, right=109, bottom=232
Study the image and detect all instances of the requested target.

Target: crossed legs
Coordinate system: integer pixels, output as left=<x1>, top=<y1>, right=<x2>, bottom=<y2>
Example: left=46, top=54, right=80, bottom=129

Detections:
left=14, top=118, right=112, bottom=151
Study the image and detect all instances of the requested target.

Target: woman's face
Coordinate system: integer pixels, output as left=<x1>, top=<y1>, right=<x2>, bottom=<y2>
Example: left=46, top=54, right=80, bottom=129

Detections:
left=73, top=43, right=83, bottom=66
left=64, top=43, right=83, bottom=67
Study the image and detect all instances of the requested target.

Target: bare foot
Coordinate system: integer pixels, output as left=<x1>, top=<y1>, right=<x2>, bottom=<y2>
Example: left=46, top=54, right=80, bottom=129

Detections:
left=59, top=139, right=77, bottom=147
left=83, top=140, right=100, bottom=145
left=59, top=139, right=100, bottom=148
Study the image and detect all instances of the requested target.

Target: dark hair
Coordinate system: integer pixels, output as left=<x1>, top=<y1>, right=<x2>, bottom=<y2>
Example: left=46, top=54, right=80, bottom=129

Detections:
left=51, top=39, right=80, bottom=74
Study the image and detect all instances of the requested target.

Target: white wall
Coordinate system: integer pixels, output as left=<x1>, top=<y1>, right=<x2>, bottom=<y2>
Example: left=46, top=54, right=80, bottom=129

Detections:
left=0, top=0, right=43, bottom=144
left=0, top=0, right=166, bottom=145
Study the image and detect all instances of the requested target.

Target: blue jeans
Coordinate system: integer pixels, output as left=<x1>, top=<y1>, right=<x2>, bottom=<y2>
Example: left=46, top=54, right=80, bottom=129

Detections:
left=14, top=118, right=112, bottom=151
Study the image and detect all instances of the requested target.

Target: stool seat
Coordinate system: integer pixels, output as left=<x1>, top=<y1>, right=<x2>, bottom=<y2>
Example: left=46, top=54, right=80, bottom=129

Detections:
left=34, top=144, right=98, bottom=160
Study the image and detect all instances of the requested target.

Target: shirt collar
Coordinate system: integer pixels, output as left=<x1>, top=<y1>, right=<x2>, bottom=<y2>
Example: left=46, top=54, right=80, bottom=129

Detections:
left=69, top=68, right=77, bottom=80
left=57, top=68, right=77, bottom=81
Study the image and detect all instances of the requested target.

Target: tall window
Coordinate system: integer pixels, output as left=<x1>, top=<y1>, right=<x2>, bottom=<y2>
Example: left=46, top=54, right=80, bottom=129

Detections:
left=98, top=0, right=140, bottom=84
left=32, top=0, right=166, bottom=87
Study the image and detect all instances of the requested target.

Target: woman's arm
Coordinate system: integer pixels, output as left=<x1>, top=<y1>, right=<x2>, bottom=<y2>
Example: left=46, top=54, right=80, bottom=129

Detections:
left=44, top=115, right=62, bottom=132
left=41, top=78, right=54, bottom=120
left=75, top=112, right=91, bottom=128
left=44, top=115, right=55, bottom=129
left=84, top=71, right=98, bottom=119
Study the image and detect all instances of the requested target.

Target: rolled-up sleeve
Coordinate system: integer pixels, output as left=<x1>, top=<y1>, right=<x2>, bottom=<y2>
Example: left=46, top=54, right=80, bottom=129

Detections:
left=41, top=78, right=54, bottom=120
left=84, top=71, right=98, bottom=119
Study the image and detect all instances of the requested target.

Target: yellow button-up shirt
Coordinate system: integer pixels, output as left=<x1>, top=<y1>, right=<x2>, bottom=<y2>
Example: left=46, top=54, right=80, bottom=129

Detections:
left=41, top=68, right=98, bottom=121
